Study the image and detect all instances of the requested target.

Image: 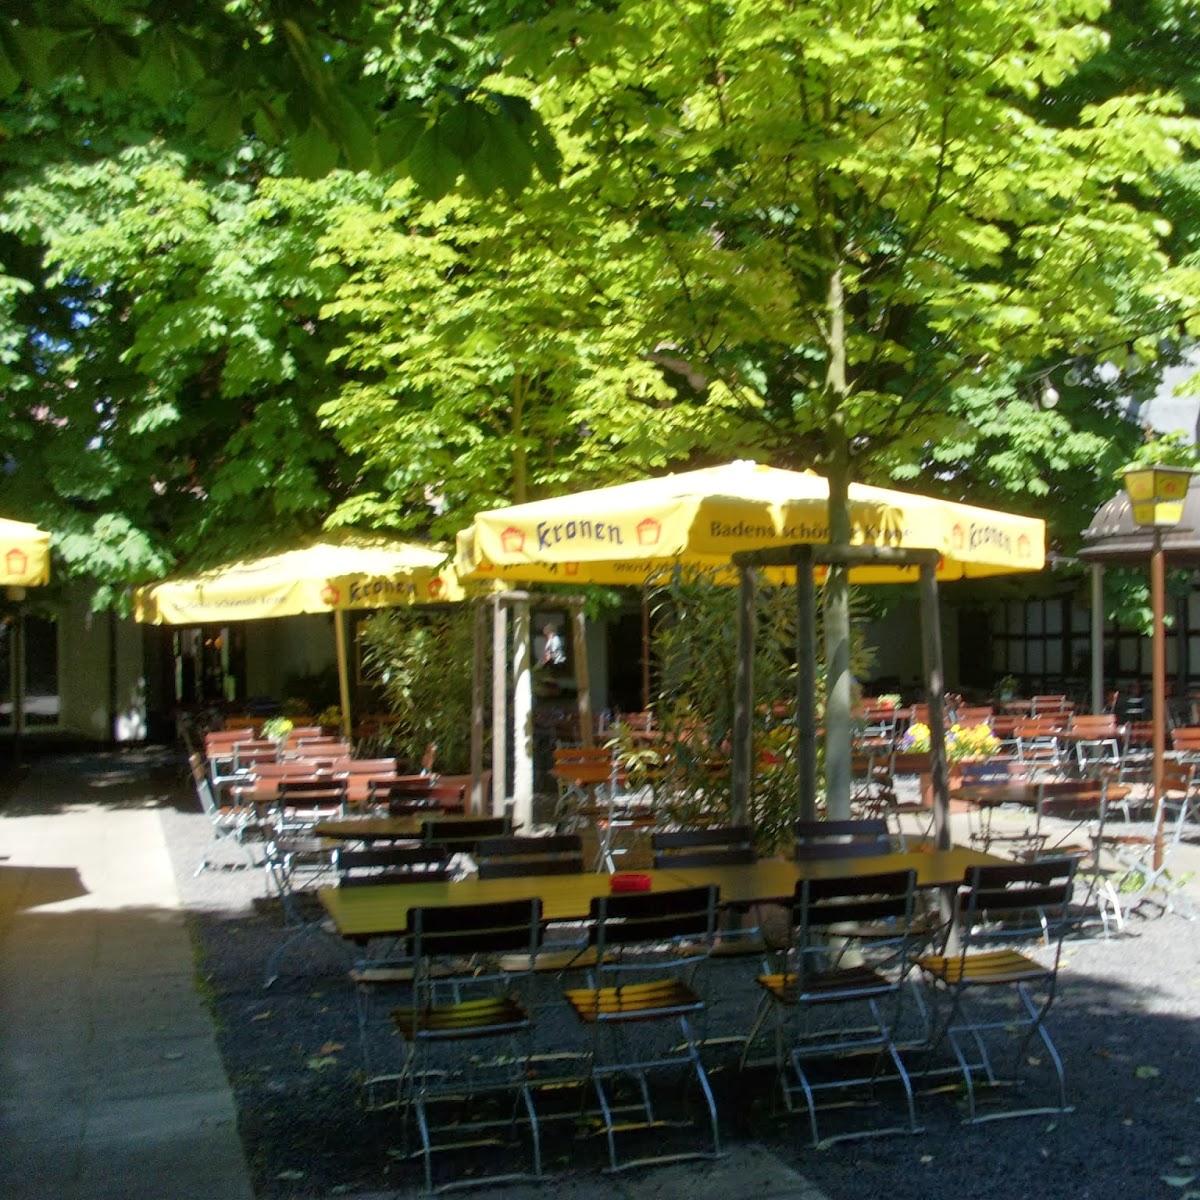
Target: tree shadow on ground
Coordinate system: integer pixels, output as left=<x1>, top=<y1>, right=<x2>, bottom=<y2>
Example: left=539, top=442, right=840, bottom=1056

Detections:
left=0, top=746, right=193, bottom=816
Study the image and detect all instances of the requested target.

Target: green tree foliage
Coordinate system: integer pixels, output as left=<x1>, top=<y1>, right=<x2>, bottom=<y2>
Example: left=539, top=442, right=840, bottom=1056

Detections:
left=3, top=2, right=561, bottom=192
left=0, top=131, right=374, bottom=595
left=358, top=605, right=480, bottom=771
left=486, top=0, right=1200, bottom=812
left=609, top=569, right=874, bottom=849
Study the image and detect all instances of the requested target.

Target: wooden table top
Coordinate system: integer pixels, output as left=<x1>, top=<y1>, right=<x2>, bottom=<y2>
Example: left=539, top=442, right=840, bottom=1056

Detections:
left=318, top=846, right=1007, bottom=938
left=320, top=867, right=694, bottom=936
left=662, top=847, right=1008, bottom=904
left=951, top=782, right=1131, bottom=807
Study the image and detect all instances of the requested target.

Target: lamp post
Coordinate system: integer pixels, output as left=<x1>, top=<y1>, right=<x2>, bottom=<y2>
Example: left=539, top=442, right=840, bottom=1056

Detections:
left=1120, top=463, right=1193, bottom=869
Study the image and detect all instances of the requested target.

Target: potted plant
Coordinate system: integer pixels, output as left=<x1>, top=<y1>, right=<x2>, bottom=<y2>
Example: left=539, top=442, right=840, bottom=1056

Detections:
left=904, top=721, right=1001, bottom=807
left=995, top=674, right=1019, bottom=703
left=260, top=715, right=294, bottom=743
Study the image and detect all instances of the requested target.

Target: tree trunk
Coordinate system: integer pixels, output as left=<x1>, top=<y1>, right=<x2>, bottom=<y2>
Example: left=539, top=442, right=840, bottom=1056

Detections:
left=823, top=266, right=853, bottom=819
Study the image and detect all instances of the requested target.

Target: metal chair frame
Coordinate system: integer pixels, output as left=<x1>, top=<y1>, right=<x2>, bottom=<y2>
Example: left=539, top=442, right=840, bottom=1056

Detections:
left=743, top=870, right=922, bottom=1146
left=392, top=899, right=545, bottom=1193
left=188, top=752, right=260, bottom=874
left=261, top=777, right=349, bottom=988
left=563, top=886, right=723, bottom=1172
left=917, top=858, right=1077, bottom=1124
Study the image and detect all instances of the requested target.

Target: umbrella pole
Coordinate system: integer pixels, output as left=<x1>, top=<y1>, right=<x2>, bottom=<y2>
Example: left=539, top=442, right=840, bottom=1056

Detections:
left=492, top=598, right=508, bottom=816
left=334, top=610, right=352, bottom=741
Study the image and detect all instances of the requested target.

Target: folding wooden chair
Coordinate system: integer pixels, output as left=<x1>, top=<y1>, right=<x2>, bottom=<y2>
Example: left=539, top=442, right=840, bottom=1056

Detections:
left=563, top=886, right=722, bottom=1171
left=333, top=845, right=453, bottom=1106
left=187, top=752, right=260, bottom=874
left=475, top=834, right=584, bottom=879
left=261, top=777, right=349, bottom=988
left=392, top=899, right=545, bottom=1192
left=918, top=858, right=1077, bottom=1123
left=421, top=816, right=511, bottom=854
left=1091, top=762, right=1199, bottom=929
left=794, top=817, right=892, bottom=861
left=746, top=870, right=922, bottom=1145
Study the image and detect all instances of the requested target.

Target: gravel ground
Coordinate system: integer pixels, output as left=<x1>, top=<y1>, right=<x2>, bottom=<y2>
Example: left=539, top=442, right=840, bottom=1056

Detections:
left=156, top=755, right=1200, bottom=1200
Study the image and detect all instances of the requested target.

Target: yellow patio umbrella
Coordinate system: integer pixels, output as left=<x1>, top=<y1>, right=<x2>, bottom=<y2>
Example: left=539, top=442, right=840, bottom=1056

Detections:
left=0, top=517, right=51, bottom=587
left=135, top=535, right=466, bottom=737
left=456, top=460, right=1044, bottom=584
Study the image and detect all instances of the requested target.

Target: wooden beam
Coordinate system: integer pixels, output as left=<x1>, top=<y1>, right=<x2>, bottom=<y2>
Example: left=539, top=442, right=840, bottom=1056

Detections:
left=794, top=547, right=818, bottom=822
left=919, top=562, right=950, bottom=850
left=736, top=545, right=941, bottom=569
left=731, top=566, right=756, bottom=823
left=469, top=599, right=487, bottom=814
left=491, top=598, right=508, bottom=816
left=333, top=609, right=352, bottom=740
left=571, top=604, right=593, bottom=747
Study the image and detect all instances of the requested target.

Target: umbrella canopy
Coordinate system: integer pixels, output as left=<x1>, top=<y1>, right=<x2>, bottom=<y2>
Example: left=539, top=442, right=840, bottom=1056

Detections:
left=457, top=460, right=1044, bottom=584
left=134, top=536, right=464, bottom=625
left=0, top=517, right=51, bottom=587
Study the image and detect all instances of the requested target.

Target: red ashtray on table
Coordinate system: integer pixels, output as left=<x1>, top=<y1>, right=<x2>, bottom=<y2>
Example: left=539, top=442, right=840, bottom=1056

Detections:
left=609, top=873, right=652, bottom=893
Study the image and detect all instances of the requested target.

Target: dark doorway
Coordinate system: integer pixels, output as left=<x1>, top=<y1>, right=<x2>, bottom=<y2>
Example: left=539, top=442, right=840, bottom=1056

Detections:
left=958, top=607, right=992, bottom=692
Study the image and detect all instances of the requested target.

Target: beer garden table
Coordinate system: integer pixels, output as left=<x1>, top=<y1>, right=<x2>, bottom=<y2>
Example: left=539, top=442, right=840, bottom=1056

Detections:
left=318, top=846, right=1009, bottom=940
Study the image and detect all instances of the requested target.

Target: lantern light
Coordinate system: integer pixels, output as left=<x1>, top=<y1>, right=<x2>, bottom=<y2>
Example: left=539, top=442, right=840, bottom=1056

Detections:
left=1121, top=464, right=1193, bottom=528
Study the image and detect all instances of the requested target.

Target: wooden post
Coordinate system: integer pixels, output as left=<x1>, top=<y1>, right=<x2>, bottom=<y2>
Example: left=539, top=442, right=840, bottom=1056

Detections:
left=1090, top=562, right=1105, bottom=714
left=571, top=602, right=593, bottom=747
left=469, top=600, right=487, bottom=814
left=511, top=596, right=534, bottom=830
left=10, top=596, right=24, bottom=765
left=919, top=562, right=950, bottom=850
left=333, top=609, right=352, bottom=740
left=641, top=590, right=651, bottom=710
left=1151, top=531, right=1167, bottom=871
left=731, top=566, right=756, bottom=823
left=795, top=548, right=818, bottom=822
left=491, top=598, right=508, bottom=816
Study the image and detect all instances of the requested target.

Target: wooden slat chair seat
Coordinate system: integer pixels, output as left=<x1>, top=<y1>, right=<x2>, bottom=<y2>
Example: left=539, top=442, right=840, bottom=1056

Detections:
left=757, top=963, right=895, bottom=1004
left=392, top=996, right=530, bottom=1039
left=564, top=977, right=702, bottom=1022
left=917, top=859, right=1076, bottom=1123
left=918, top=948, right=1048, bottom=986
left=281, top=726, right=326, bottom=749
left=954, top=706, right=995, bottom=727
left=231, top=740, right=282, bottom=772
left=383, top=898, right=544, bottom=1191
left=562, top=886, right=722, bottom=1171
left=1170, top=726, right=1200, bottom=760
left=744, top=870, right=921, bottom=1145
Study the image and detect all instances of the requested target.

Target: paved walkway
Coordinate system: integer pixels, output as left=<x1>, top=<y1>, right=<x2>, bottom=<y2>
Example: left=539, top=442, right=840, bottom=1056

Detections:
left=0, top=753, right=255, bottom=1200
